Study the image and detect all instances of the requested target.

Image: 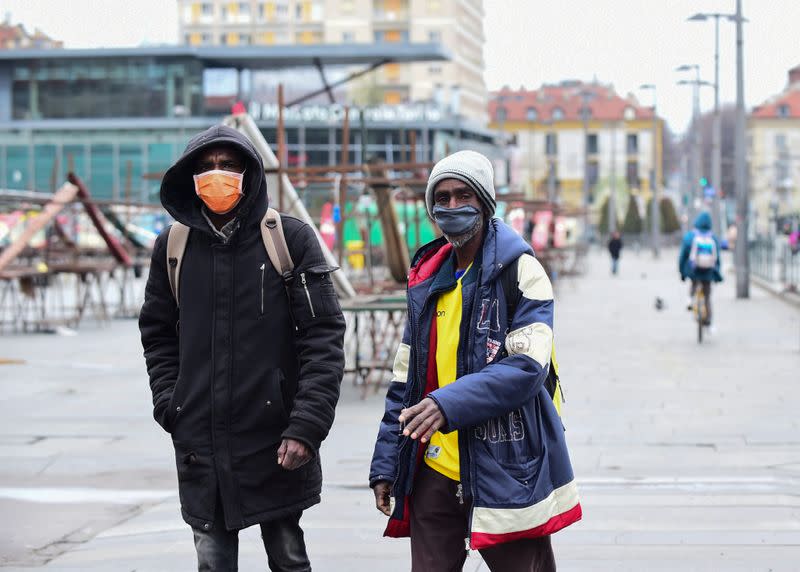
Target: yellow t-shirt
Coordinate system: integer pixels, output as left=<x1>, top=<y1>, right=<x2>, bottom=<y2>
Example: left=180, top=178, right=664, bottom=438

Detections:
left=424, top=266, right=469, bottom=481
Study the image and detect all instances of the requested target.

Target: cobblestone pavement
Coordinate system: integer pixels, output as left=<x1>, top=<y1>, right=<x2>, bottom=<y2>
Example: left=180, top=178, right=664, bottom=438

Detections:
left=0, top=247, right=798, bottom=571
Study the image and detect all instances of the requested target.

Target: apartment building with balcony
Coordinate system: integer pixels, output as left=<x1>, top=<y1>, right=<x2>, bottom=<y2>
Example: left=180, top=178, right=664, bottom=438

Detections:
left=176, top=0, right=488, bottom=123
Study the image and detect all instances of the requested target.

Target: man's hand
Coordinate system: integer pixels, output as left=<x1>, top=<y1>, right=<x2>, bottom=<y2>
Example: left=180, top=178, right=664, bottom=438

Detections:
left=398, top=397, right=445, bottom=443
left=277, top=438, right=312, bottom=470
left=373, top=481, right=392, bottom=516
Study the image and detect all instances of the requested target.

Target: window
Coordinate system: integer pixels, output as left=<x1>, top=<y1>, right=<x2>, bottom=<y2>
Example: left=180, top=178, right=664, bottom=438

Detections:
left=545, top=133, right=557, bottom=155
left=221, top=5, right=228, bottom=20
left=201, top=33, right=212, bottom=43
left=586, top=133, right=598, bottom=154
left=428, top=30, right=441, bottom=42
left=342, top=31, right=355, bottom=42
left=239, top=2, right=250, bottom=13
left=626, top=133, right=638, bottom=154
left=201, top=2, right=214, bottom=15
left=384, top=90, right=404, bottom=105
left=374, top=30, right=409, bottom=43
left=551, top=107, right=564, bottom=120
left=429, top=65, right=442, bottom=75
left=340, top=0, right=355, bottom=13
left=626, top=161, right=639, bottom=187
left=587, top=160, right=599, bottom=188
left=258, top=3, right=266, bottom=20
left=384, top=63, right=401, bottom=80
left=276, top=3, right=288, bottom=18
left=240, top=33, right=251, bottom=45
left=778, top=104, right=790, bottom=118
left=624, top=106, right=636, bottom=120
left=526, top=107, right=538, bottom=121
left=220, top=34, right=228, bottom=45
left=495, top=106, right=507, bottom=121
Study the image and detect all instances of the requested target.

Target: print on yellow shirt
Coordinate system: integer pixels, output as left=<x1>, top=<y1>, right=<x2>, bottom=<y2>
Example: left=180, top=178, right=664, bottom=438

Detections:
left=424, top=266, right=470, bottom=482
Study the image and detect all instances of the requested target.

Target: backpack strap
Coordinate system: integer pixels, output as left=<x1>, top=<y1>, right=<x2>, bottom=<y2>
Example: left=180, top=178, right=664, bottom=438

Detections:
left=166, top=222, right=190, bottom=306
left=499, top=254, right=562, bottom=409
left=261, top=208, right=295, bottom=281
left=500, top=256, right=522, bottom=324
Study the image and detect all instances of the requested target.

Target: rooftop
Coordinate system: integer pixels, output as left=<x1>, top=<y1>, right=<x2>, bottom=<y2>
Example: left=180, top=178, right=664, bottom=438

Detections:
left=488, top=80, right=656, bottom=123
left=751, top=64, right=800, bottom=119
left=0, top=43, right=450, bottom=69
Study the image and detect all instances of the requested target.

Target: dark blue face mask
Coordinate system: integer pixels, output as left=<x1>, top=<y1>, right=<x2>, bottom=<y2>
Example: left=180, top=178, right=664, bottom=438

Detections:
left=432, top=204, right=482, bottom=236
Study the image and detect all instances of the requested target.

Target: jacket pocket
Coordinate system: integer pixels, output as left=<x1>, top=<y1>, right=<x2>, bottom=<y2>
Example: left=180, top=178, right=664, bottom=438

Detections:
left=166, top=376, right=187, bottom=431
left=231, top=368, right=289, bottom=435
left=290, top=264, right=341, bottom=328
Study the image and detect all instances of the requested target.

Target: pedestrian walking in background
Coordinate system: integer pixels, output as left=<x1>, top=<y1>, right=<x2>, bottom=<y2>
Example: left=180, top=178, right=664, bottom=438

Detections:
left=679, top=211, right=723, bottom=326
left=139, top=125, right=345, bottom=571
left=608, top=231, right=623, bottom=275
left=370, top=150, right=581, bottom=571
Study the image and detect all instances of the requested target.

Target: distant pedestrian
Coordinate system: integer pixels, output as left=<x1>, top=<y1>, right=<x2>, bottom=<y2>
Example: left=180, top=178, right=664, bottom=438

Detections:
left=370, top=150, right=580, bottom=571
left=139, top=125, right=345, bottom=571
left=608, top=231, right=623, bottom=275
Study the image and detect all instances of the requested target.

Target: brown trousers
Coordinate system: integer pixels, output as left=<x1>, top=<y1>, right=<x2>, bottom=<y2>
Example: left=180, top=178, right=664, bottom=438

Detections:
left=410, top=463, right=556, bottom=572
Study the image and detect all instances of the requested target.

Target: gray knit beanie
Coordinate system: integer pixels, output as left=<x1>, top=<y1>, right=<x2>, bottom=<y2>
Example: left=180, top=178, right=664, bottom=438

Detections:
left=425, top=150, right=496, bottom=218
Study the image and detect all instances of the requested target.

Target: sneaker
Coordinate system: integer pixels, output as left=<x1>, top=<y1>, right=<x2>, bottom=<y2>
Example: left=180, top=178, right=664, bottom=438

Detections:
left=686, top=297, right=693, bottom=311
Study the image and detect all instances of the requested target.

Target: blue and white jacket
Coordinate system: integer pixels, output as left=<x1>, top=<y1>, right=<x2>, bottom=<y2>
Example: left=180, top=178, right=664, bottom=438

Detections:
left=369, top=218, right=581, bottom=549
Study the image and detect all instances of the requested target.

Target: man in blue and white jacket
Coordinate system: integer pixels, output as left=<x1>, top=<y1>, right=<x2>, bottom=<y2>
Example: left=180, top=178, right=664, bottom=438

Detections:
left=369, top=150, right=581, bottom=571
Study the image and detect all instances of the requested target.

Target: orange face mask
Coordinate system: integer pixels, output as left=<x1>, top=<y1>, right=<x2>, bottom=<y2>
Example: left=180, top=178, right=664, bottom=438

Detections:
left=193, top=169, right=245, bottom=214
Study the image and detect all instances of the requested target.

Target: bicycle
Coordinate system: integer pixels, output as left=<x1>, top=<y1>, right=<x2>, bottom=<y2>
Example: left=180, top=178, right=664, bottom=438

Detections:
left=693, top=281, right=710, bottom=344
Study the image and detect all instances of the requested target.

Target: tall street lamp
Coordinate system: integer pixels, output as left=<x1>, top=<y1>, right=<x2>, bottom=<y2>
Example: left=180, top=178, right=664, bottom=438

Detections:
left=580, top=89, right=594, bottom=238
left=688, top=11, right=737, bottom=238
left=676, top=64, right=711, bottom=222
left=639, top=83, right=659, bottom=257
left=733, top=0, right=749, bottom=298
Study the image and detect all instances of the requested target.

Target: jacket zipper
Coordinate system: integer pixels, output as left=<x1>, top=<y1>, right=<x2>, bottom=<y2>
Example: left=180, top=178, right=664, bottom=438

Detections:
left=300, top=272, right=316, bottom=317
left=259, top=263, right=265, bottom=315
left=463, top=271, right=483, bottom=546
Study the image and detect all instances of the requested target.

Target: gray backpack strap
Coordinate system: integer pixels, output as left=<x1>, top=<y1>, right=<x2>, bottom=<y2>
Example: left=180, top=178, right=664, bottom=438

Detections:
left=261, top=208, right=294, bottom=280
left=166, top=222, right=190, bottom=305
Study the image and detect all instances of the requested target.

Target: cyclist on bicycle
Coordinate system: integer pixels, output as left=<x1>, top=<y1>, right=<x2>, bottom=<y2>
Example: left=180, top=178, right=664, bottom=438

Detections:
left=679, top=211, right=723, bottom=326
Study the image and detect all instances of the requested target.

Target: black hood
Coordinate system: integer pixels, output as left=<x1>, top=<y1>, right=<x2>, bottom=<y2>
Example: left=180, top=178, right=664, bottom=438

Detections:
left=160, top=124, right=267, bottom=232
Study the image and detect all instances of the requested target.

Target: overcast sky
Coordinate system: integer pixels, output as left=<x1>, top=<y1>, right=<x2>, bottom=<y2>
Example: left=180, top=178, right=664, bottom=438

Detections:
left=4, top=0, right=799, bottom=133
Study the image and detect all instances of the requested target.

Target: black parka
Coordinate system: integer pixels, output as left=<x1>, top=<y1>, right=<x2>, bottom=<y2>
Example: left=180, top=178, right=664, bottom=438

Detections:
left=139, top=125, right=345, bottom=532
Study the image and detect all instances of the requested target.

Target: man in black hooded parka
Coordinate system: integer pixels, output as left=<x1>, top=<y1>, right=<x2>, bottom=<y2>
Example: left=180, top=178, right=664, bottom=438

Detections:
left=139, top=124, right=345, bottom=571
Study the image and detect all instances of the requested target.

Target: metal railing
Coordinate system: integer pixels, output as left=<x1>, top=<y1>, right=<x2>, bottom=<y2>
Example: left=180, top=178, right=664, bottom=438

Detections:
left=750, top=238, right=799, bottom=292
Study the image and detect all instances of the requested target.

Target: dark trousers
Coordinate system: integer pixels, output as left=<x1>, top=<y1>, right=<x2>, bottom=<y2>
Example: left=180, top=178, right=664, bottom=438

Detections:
left=690, top=280, right=712, bottom=324
left=410, top=463, right=556, bottom=572
left=192, top=494, right=310, bottom=572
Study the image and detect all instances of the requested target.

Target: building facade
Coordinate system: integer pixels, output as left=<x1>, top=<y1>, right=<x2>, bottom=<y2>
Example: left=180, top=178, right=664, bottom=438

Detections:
left=0, top=17, right=63, bottom=50
left=176, top=0, right=488, bottom=122
left=749, top=65, right=800, bottom=232
left=488, top=81, right=663, bottom=211
left=0, top=46, right=500, bottom=204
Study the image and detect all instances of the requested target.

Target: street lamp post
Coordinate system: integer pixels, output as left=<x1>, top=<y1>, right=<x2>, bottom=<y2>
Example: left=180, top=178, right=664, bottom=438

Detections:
left=677, top=64, right=712, bottom=222
left=688, top=11, right=738, bottom=238
left=639, top=84, right=659, bottom=257
left=733, top=0, right=749, bottom=298
left=580, top=89, right=594, bottom=237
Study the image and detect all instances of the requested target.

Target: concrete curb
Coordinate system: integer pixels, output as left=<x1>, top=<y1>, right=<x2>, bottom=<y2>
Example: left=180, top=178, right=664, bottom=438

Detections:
left=749, top=274, right=800, bottom=308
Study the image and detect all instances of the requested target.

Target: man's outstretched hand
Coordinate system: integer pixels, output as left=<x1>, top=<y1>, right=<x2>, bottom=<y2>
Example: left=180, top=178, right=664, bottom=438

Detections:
left=398, top=397, right=445, bottom=443
left=277, top=438, right=312, bottom=470
left=373, top=481, right=392, bottom=516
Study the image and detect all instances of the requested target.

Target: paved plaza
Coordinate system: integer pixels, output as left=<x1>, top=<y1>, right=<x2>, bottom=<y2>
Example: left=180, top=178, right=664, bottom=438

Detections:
left=0, top=247, right=798, bottom=571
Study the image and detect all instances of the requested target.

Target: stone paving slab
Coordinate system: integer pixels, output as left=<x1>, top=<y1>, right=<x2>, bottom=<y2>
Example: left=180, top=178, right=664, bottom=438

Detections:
left=1, top=247, right=799, bottom=570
